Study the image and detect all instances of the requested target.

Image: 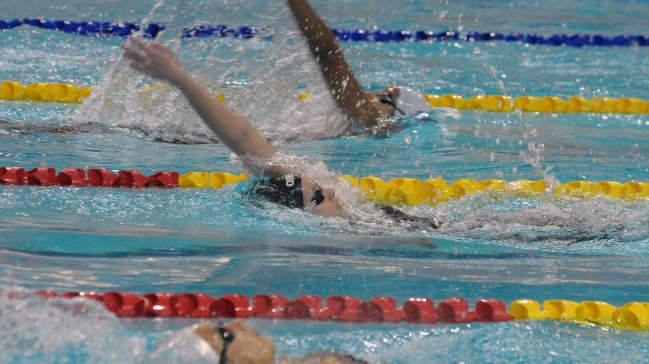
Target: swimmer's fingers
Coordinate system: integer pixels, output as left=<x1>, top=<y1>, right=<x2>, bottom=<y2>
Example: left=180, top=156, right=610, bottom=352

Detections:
left=148, top=42, right=168, bottom=53
left=122, top=39, right=185, bottom=82
left=122, top=43, right=148, bottom=64
left=128, top=61, right=153, bottom=77
left=122, top=37, right=163, bottom=65
left=126, top=36, right=147, bottom=48
left=124, top=50, right=152, bottom=75
left=123, top=36, right=150, bottom=56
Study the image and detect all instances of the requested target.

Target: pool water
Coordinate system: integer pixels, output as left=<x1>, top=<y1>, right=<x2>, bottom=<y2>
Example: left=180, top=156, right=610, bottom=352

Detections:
left=1, top=0, right=649, bottom=362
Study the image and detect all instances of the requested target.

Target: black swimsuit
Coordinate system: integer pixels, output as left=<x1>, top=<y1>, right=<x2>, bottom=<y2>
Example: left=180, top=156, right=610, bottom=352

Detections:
left=376, top=203, right=442, bottom=229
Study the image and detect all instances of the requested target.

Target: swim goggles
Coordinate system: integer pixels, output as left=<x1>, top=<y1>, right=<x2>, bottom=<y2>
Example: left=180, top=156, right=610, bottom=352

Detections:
left=379, top=86, right=435, bottom=117
left=304, top=183, right=326, bottom=212
left=378, top=91, right=406, bottom=115
left=218, top=324, right=236, bottom=364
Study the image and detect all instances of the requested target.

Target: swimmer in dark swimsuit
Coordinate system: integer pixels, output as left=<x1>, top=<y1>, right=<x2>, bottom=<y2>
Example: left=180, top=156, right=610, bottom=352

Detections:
left=123, top=37, right=441, bottom=228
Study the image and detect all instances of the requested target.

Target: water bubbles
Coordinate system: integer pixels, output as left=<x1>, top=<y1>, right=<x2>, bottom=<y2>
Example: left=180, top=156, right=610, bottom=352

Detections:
left=528, top=141, right=544, bottom=154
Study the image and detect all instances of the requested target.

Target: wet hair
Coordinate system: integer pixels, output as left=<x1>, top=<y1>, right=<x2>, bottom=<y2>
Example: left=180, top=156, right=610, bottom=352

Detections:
left=244, top=174, right=305, bottom=209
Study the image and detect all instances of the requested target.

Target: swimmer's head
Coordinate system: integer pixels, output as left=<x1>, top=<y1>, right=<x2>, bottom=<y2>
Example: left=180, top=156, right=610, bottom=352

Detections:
left=147, top=321, right=275, bottom=364
left=377, top=86, right=433, bottom=116
left=246, top=174, right=348, bottom=218
left=247, top=174, right=307, bottom=209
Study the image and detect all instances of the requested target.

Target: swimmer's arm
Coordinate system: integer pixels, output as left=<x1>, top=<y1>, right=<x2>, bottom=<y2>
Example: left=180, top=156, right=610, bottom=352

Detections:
left=123, top=38, right=293, bottom=176
left=287, top=0, right=384, bottom=126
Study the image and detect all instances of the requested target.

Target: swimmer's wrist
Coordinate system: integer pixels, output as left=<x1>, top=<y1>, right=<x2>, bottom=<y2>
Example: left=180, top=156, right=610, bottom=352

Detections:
left=168, top=69, right=192, bottom=89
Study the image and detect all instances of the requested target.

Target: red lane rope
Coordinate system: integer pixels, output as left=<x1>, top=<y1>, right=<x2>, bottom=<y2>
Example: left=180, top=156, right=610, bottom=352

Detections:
left=0, top=167, right=178, bottom=188
left=25, top=290, right=512, bottom=324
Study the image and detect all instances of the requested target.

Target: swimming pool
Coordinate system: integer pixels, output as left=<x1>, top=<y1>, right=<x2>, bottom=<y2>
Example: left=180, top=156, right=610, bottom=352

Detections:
left=2, top=0, right=649, bottom=362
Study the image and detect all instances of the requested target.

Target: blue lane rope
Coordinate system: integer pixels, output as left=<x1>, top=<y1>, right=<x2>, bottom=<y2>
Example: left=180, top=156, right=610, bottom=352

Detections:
left=2, top=18, right=648, bottom=47
left=332, top=29, right=649, bottom=47
left=0, top=18, right=264, bottom=39
left=0, top=18, right=165, bottom=38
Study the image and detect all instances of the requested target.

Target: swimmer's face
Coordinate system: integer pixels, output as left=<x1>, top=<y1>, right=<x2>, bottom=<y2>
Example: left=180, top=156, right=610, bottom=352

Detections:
left=192, top=320, right=275, bottom=364
left=301, top=176, right=348, bottom=219
left=367, top=86, right=399, bottom=116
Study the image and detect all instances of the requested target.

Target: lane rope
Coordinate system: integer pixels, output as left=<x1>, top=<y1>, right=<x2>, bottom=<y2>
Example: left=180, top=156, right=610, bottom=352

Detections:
left=11, top=290, right=649, bottom=331
left=0, top=18, right=163, bottom=38
left=2, top=17, right=648, bottom=48
left=2, top=166, right=649, bottom=207
left=2, top=80, right=649, bottom=115
left=0, top=81, right=91, bottom=103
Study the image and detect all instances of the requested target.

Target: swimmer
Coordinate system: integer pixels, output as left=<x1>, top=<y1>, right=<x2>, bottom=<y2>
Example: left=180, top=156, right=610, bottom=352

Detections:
left=286, top=0, right=439, bottom=129
left=147, top=320, right=369, bottom=364
left=123, top=37, right=441, bottom=228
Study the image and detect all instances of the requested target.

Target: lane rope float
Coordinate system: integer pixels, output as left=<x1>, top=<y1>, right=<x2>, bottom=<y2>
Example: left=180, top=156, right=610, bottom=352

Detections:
left=3, top=80, right=649, bottom=115
left=10, top=290, right=649, bottom=331
left=2, top=17, right=649, bottom=48
left=0, top=81, right=91, bottom=103
left=421, top=93, right=649, bottom=114
left=2, top=166, right=649, bottom=207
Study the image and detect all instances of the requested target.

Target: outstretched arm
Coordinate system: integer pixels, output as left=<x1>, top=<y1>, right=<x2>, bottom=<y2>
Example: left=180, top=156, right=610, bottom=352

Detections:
left=287, top=0, right=387, bottom=125
left=122, top=38, right=292, bottom=176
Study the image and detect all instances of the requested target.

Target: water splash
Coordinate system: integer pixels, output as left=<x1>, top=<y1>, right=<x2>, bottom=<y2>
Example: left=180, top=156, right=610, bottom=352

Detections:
left=68, top=2, right=355, bottom=145
left=0, top=286, right=147, bottom=364
left=482, top=60, right=559, bottom=196
left=443, top=195, right=649, bottom=248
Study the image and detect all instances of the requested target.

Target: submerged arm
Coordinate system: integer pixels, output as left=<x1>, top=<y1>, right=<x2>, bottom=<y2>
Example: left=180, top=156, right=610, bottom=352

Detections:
left=122, top=38, right=292, bottom=176
left=286, top=0, right=386, bottom=125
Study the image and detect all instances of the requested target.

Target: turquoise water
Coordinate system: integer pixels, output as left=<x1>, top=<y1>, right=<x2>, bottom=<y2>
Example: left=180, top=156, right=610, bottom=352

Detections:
left=2, top=0, right=649, bottom=363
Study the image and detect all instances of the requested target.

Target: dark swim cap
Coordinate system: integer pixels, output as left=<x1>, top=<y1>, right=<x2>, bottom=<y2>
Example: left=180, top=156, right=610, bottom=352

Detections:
left=246, top=174, right=305, bottom=209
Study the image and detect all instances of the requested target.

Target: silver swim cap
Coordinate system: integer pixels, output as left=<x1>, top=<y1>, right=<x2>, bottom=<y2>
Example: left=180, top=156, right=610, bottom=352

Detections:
left=379, top=86, right=461, bottom=121
left=394, top=86, right=433, bottom=115
left=146, top=326, right=220, bottom=364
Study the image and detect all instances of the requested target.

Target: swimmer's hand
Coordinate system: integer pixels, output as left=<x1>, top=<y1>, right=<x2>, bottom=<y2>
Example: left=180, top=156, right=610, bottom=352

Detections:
left=122, top=38, right=187, bottom=85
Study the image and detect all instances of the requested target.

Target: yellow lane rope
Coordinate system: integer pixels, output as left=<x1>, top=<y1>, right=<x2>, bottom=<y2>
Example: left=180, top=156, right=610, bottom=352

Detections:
left=179, top=172, right=649, bottom=206
left=3, top=80, right=649, bottom=115
left=0, top=81, right=91, bottom=103
left=511, top=299, right=649, bottom=331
